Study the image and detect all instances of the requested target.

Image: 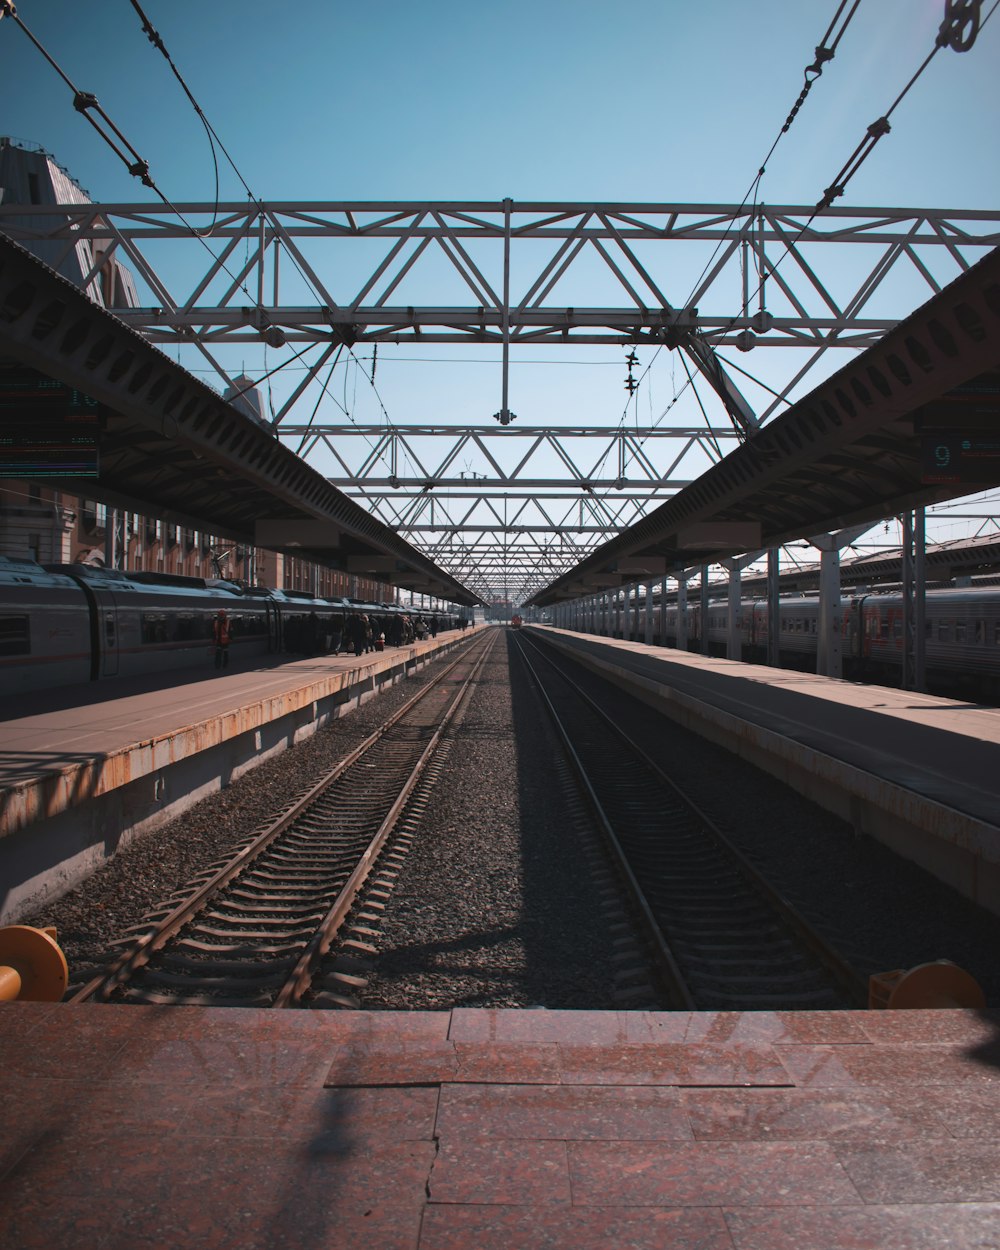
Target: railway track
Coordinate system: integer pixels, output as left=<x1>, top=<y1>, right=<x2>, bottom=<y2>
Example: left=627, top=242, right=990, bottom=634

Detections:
left=69, top=629, right=495, bottom=1007
left=515, top=631, right=869, bottom=1011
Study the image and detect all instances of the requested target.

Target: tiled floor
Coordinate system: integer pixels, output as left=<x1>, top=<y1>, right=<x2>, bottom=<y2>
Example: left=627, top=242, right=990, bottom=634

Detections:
left=1, top=1004, right=999, bottom=1249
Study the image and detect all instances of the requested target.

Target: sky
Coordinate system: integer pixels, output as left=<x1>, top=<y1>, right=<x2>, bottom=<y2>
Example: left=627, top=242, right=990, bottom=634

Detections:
left=2, top=0, right=999, bottom=589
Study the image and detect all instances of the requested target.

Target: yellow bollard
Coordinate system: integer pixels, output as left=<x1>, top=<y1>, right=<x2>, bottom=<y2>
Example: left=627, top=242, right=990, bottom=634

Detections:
left=0, top=926, right=69, bottom=1002
left=868, top=959, right=985, bottom=1010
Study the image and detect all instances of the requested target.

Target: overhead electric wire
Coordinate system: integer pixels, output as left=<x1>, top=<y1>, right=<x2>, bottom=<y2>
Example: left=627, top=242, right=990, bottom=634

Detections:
left=681, top=0, right=863, bottom=314
left=127, top=0, right=415, bottom=464
left=1, top=4, right=269, bottom=316
left=705, top=0, right=995, bottom=444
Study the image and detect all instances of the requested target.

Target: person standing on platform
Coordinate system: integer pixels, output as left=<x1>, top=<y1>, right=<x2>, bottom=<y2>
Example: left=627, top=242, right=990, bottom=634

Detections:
left=213, top=609, right=231, bottom=669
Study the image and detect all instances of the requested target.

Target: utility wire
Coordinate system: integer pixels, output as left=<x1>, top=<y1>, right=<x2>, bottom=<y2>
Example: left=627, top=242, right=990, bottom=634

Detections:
left=682, top=0, right=863, bottom=313
left=708, top=0, right=995, bottom=441
left=1, top=4, right=267, bottom=315
left=130, top=0, right=406, bottom=454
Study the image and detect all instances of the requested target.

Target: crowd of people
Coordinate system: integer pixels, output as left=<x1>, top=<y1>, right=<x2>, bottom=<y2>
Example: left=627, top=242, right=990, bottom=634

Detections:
left=286, top=610, right=472, bottom=659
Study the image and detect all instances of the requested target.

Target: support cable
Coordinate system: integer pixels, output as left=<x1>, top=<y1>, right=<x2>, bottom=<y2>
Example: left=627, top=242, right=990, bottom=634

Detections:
left=711, top=0, right=996, bottom=439
left=682, top=0, right=863, bottom=313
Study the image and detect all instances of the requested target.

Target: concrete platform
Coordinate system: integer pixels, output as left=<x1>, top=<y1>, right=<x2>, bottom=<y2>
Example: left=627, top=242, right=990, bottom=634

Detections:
left=531, top=627, right=1000, bottom=919
left=0, top=629, right=476, bottom=923
left=1, top=1002, right=999, bottom=1249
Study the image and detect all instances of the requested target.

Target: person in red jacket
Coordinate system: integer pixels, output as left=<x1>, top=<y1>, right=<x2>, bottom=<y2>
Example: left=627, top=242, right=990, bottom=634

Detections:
left=213, top=608, right=231, bottom=669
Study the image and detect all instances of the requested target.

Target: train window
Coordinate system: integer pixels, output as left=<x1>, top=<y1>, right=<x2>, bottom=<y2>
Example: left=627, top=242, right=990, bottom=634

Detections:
left=892, top=618, right=903, bottom=640
left=938, top=621, right=950, bottom=642
left=141, top=612, right=170, bottom=644
left=975, top=620, right=986, bottom=645
left=0, top=614, right=30, bottom=656
left=175, top=612, right=201, bottom=641
left=955, top=621, right=967, bottom=643
left=995, top=622, right=1000, bottom=645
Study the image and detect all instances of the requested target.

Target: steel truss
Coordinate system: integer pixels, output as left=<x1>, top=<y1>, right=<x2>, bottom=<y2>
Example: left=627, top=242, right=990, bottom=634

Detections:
left=4, top=199, right=996, bottom=603
left=3, top=199, right=995, bottom=390
left=278, top=422, right=735, bottom=601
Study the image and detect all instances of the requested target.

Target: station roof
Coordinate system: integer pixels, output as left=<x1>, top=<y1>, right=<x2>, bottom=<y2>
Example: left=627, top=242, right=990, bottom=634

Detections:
left=529, top=245, right=1000, bottom=606
left=0, top=235, right=481, bottom=607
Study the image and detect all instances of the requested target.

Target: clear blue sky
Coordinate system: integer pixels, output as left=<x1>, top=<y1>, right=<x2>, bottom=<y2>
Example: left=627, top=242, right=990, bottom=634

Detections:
left=3, top=1, right=998, bottom=205
left=3, top=1, right=999, bottom=556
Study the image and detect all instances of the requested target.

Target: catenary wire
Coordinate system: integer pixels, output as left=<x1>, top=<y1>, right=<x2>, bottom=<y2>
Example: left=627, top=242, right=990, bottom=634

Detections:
left=707, top=0, right=995, bottom=443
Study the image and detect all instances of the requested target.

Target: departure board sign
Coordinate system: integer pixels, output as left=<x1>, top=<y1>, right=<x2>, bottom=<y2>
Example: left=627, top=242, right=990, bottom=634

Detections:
left=0, top=370, right=99, bottom=477
left=921, top=433, right=1000, bottom=485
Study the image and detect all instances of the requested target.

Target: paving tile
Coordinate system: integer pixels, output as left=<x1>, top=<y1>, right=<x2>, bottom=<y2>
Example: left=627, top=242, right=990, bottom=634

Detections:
left=724, top=1203, right=1000, bottom=1250
left=429, top=1138, right=572, bottom=1205
left=436, top=1083, right=692, bottom=1141
left=0, top=1085, right=63, bottom=1181
left=325, top=1040, right=561, bottom=1087
left=835, top=1140, right=1000, bottom=1203
left=858, top=1008, right=1000, bottom=1046
left=309, top=1007, right=452, bottom=1043
left=420, top=1203, right=734, bottom=1250
left=0, top=1026, right=126, bottom=1080
left=1, top=1076, right=192, bottom=1157
left=184, top=1083, right=439, bottom=1142
left=681, top=1085, right=950, bottom=1143
left=556, top=1042, right=791, bottom=1087
left=778, top=1042, right=1000, bottom=1088
left=1, top=1131, right=434, bottom=1249
left=111, top=1036, right=333, bottom=1087
left=0, top=1198, right=109, bottom=1250
left=449, top=1008, right=629, bottom=1045
left=624, top=1011, right=869, bottom=1046
left=910, top=1082, right=1000, bottom=1140
left=0, top=1001, right=60, bottom=1040
left=567, top=1140, right=861, bottom=1207
left=0, top=1127, right=185, bottom=1202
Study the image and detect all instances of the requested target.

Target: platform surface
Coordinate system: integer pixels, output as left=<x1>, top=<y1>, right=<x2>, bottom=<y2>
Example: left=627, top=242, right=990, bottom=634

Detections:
left=1, top=1002, right=999, bottom=1249
left=0, top=630, right=468, bottom=788
left=534, top=627, right=1000, bottom=830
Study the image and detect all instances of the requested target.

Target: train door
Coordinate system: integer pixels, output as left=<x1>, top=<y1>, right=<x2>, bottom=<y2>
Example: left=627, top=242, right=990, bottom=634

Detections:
left=97, top=590, right=120, bottom=676
left=265, top=598, right=281, bottom=653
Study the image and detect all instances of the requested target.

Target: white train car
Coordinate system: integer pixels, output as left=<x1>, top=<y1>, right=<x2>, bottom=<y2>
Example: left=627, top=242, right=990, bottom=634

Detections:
left=0, top=556, right=93, bottom=694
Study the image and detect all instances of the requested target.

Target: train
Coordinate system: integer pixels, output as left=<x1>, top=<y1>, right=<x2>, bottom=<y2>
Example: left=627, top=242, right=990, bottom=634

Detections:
left=588, top=585, right=1000, bottom=699
left=0, top=555, right=465, bottom=697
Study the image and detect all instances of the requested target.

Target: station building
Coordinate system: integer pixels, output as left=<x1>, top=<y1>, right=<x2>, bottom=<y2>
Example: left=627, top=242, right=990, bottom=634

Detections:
left=0, top=139, right=388, bottom=602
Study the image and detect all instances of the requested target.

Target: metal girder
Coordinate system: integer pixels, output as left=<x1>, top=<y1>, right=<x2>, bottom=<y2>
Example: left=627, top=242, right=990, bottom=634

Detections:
left=531, top=244, right=1000, bottom=605
left=272, top=421, right=735, bottom=598
left=281, top=423, right=734, bottom=491
left=4, top=199, right=999, bottom=606
left=0, top=234, right=481, bottom=606
left=3, top=199, right=997, bottom=406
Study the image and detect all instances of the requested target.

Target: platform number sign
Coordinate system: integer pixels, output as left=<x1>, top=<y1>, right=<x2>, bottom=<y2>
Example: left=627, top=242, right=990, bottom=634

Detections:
left=921, top=434, right=1000, bottom=485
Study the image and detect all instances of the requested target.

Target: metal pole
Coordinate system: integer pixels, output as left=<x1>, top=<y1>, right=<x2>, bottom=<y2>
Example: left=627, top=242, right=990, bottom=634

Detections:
left=915, top=507, right=926, bottom=692
left=677, top=575, right=688, bottom=651
left=501, top=197, right=512, bottom=424
left=767, top=547, right=780, bottom=667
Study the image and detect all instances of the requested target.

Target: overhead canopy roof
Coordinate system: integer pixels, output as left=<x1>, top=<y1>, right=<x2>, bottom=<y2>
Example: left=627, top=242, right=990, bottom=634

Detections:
left=530, top=246, right=1000, bottom=606
left=0, top=236, right=481, bottom=606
